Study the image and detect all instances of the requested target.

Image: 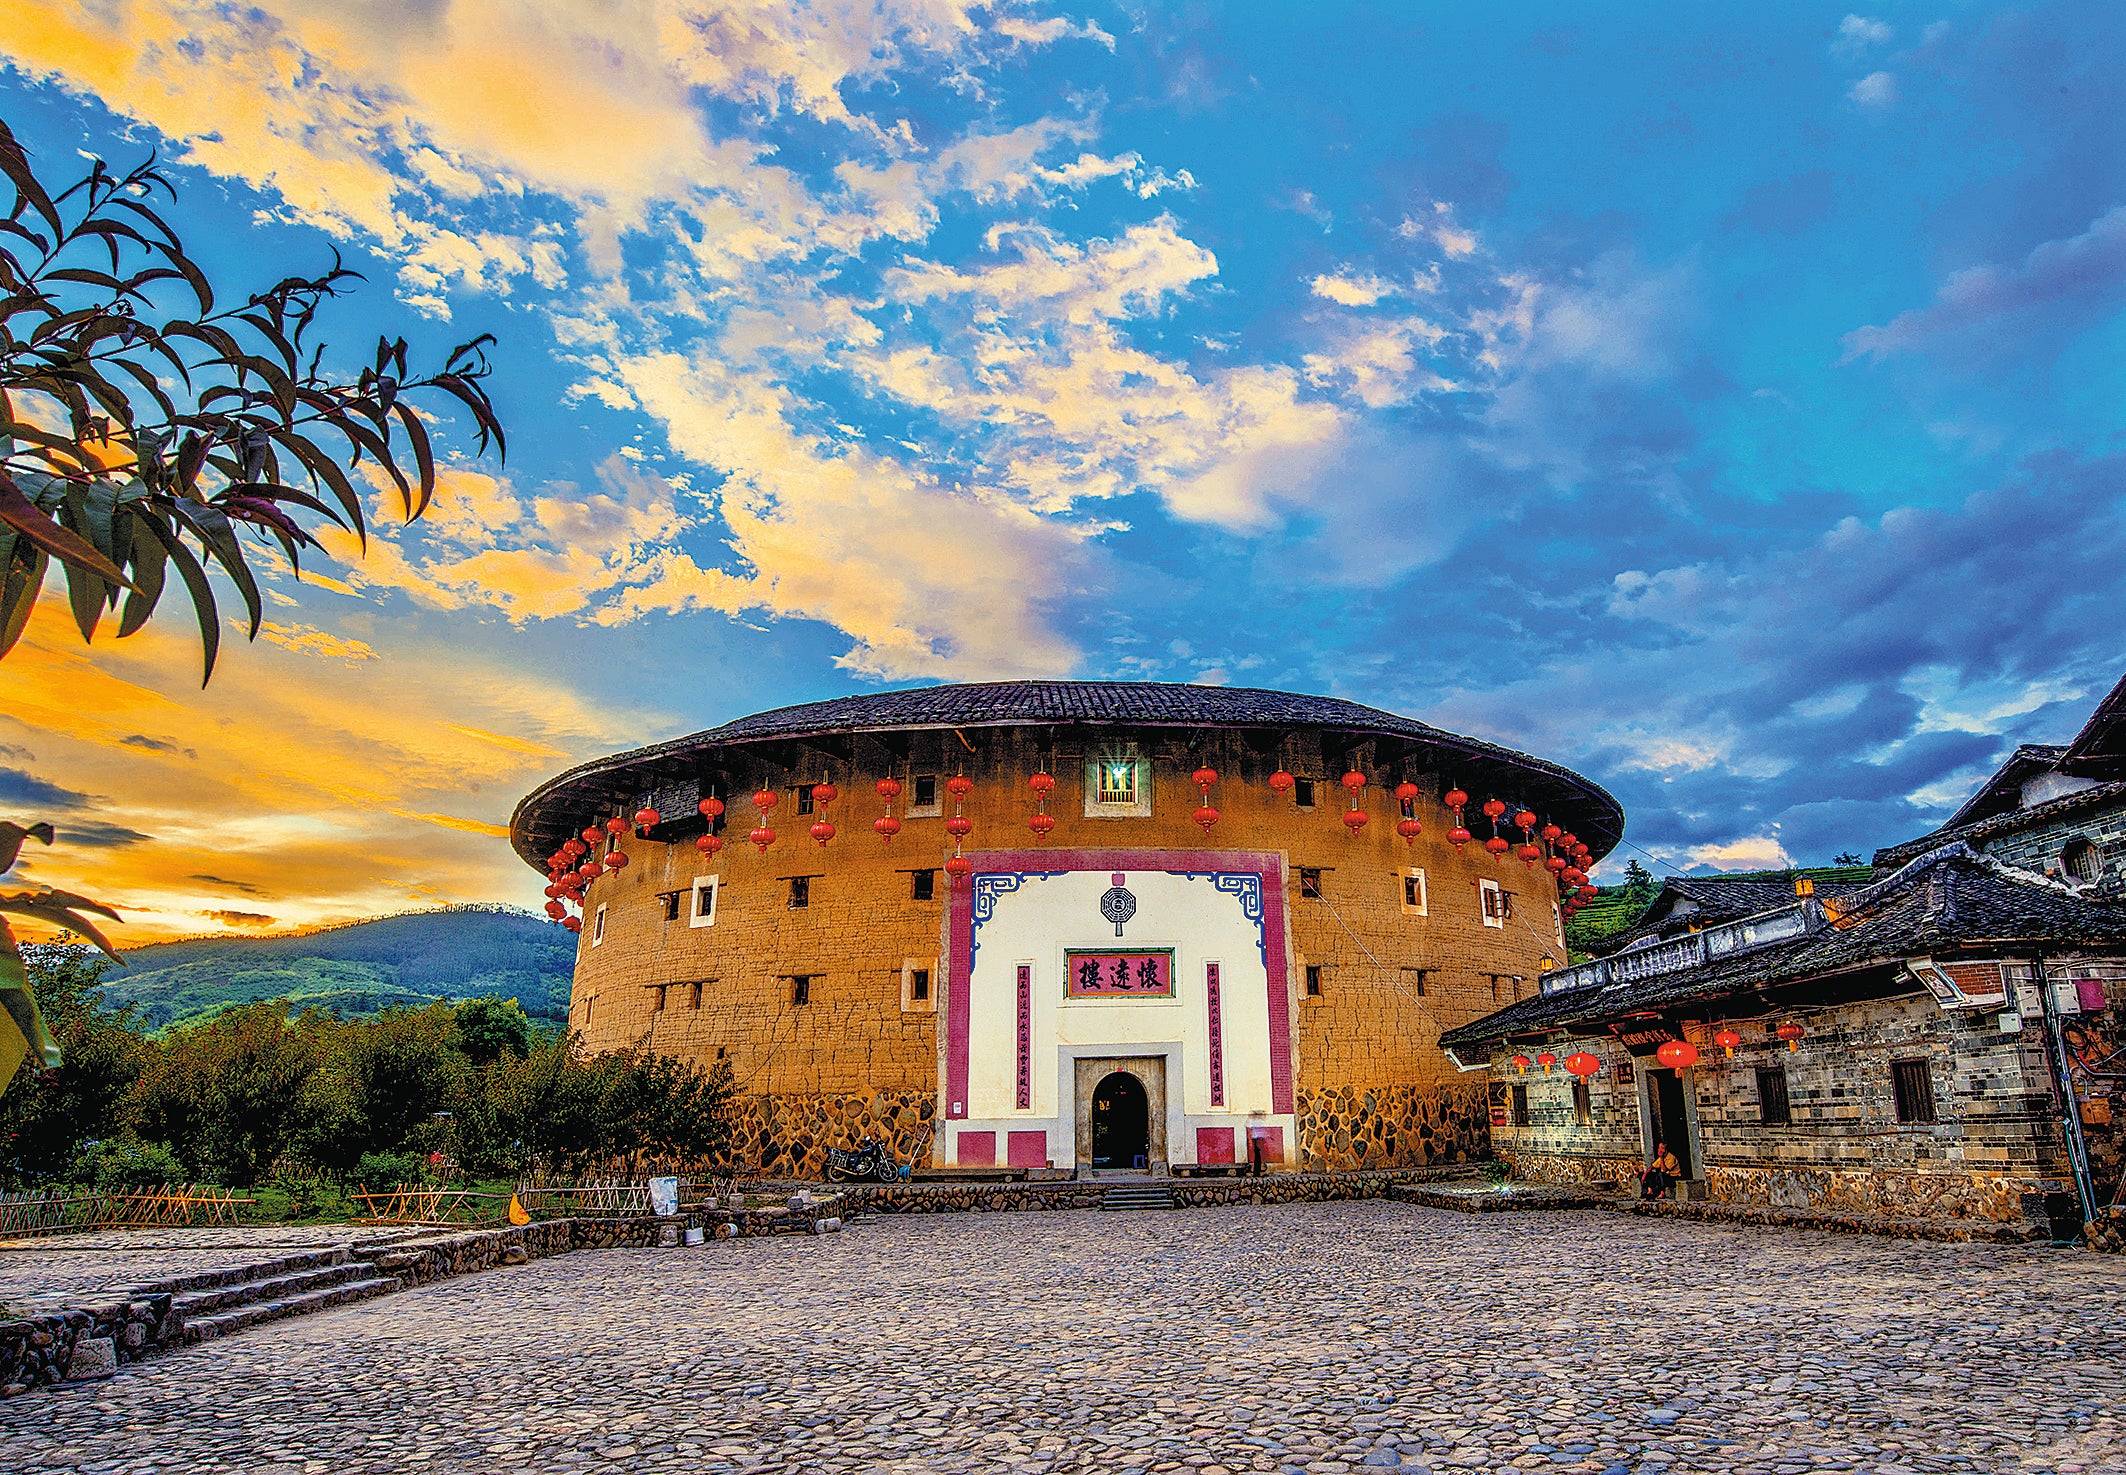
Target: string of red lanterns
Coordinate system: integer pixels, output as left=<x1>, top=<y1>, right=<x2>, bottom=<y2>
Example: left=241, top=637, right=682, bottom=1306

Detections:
left=874, top=777, right=902, bottom=844
left=1340, top=770, right=1368, bottom=835
left=1394, top=781, right=1422, bottom=846
left=944, top=773, right=974, bottom=887
left=1028, top=770, right=1056, bottom=839
left=1192, top=766, right=1220, bottom=834
left=809, top=782, right=838, bottom=846
left=749, top=788, right=777, bottom=852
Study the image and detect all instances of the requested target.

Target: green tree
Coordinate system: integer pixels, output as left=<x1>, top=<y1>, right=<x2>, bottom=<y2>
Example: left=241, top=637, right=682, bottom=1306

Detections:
left=455, top=996, right=533, bottom=1066
left=0, top=940, right=143, bottom=1186
left=1620, top=859, right=1659, bottom=906
left=302, top=1003, right=467, bottom=1173
left=128, top=1003, right=330, bottom=1184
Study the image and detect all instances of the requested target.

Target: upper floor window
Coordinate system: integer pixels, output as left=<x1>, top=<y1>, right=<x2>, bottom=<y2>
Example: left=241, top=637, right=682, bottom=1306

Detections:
left=1299, top=867, right=1323, bottom=899
left=1305, top=964, right=1323, bottom=997
left=1096, top=759, right=1137, bottom=805
left=689, top=876, right=719, bottom=929
left=591, top=904, right=608, bottom=946
left=1293, top=776, right=1317, bottom=809
left=788, top=875, right=812, bottom=909
left=1891, top=1058, right=1937, bottom=1124
left=1084, top=751, right=1151, bottom=817
left=2062, top=837, right=2100, bottom=883
left=1402, top=869, right=1428, bottom=915
left=1480, top=878, right=1513, bottom=928
left=908, top=774, right=940, bottom=816
left=911, top=868, right=936, bottom=902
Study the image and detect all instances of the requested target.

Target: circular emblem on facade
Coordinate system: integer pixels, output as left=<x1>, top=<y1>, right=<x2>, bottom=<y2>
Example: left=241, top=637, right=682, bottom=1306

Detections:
left=1099, top=877, right=1138, bottom=937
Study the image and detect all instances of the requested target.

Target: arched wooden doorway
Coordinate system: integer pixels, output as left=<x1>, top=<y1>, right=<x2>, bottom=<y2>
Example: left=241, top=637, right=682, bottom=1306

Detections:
left=1090, top=1071, right=1150, bottom=1170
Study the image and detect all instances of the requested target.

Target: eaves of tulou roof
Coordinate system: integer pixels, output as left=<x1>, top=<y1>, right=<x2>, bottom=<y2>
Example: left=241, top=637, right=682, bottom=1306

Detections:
left=1438, top=842, right=2126, bottom=1052
left=511, top=679, right=1623, bottom=871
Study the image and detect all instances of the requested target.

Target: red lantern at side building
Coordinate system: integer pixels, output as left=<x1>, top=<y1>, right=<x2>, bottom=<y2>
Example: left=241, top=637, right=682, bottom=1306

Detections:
left=634, top=807, right=660, bottom=831
left=1565, top=1051, right=1600, bottom=1078
left=944, top=854, right=972, bottom=886
left=1655, top=1039, right=1699, bottom=1069
left=1342, top=808, right=1368, bottom=835
left=1535, top=1051, right=1557, bottom=1073
left=1484, top=835, right=1510, bottom=857
left=1510, top=1054, right=1532, bottom=1074
left=810, top=820, right=836, bottom=846
left=1394, top=780, right=1420, bottom=806
left=1396, top=817, right=1422, bottom=845
left=605, top=816, right=628, bottom=836
left=696, top=834, right=723, bottom=857
left=1776, top=1021, right=1806, bottom=1052
left=698, top=796, right=724, bottom=821
left=1270, top=769, right=1295, bottom=802
left=1714, top=1028, right=1742, bottom=1058
left=1449, top=826, right=1472, bottom=849
left=875, top=777, right=902, bottom=845
left=812, top=782, right=838, bottom=809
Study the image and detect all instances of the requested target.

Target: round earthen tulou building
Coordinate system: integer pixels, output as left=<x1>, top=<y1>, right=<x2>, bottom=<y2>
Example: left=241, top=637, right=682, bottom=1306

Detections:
left=510, top=681, right=1621, bottom=1179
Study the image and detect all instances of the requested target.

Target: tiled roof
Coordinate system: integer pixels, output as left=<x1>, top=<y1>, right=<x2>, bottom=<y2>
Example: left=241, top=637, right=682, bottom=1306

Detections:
left=1439, top=843, right=2126, bottom=1048
left=1592, top=873, right=1873, bottom=956
left=2064, top=669, right=2126, bottom=775
left=510, top=680, right=1624, bottom=869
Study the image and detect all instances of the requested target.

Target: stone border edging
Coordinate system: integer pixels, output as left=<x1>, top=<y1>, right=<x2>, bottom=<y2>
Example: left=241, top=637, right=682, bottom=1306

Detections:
left=835, top=1167, right=1483, bottom=1215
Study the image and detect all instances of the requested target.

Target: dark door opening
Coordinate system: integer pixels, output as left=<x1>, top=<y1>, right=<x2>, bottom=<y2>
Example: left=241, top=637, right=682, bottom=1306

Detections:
left=1648, top=1067, right=1694, bottom=1178
left=1090, top=1071, right=1150, bottom=1170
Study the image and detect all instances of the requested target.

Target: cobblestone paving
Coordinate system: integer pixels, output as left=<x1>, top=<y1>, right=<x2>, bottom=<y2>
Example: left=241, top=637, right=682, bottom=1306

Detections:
left=5, top=1202, right=2123, bottom=1474
left=0, top=1226, right=407, bottom=1306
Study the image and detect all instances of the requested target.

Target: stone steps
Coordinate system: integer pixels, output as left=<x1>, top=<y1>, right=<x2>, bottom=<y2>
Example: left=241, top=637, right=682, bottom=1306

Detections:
left=168, top=1258, right=382, bottom=1319
left=180, top=1272, right=401, bottom=1344
left=1100, top=1183, right=1176, bottom=1211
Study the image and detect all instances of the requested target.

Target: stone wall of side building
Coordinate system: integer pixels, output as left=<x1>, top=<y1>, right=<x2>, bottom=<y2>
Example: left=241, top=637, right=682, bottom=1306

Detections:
left=1490, top=992, right=2084, bottom=1228
left=563, top=726, right=1566, bottom=1174
left=1976, top=796, right=2126, bottom=886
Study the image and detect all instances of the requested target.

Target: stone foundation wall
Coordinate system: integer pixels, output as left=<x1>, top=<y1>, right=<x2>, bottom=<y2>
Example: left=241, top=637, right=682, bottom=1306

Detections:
left=0, top=1294, right=175, bottom=1398
left=1294, top=1082, right=1491, bottom=1172
left=726, top=1090, right=937, bottom=1179
left=1699, top=1163, right=2049, bottom=1226
left=1502, top=1149, right=1642, bottom=1190
left=836, top=1167, right=1476, bottom=1215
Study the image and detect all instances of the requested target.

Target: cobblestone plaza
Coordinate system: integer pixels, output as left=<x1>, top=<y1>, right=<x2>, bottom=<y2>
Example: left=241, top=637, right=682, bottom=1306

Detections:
left=5, top=1203, right=2122, bottom=1475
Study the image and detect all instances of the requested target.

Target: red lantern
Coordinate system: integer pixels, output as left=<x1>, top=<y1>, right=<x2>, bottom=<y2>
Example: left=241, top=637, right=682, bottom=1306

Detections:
left=1341, top=770, right=1367, bottom=793
left=874, top=815, right=902, bottom=843
left=634, top=807, right=660, bottom=830
left=581, top=826, right=603, bottom=845
left=605, top=851, right=628, bottom=870
left=1565, top=1051, right=1600, bottom=1078
left=1563, top=867, right=1586, bottom=886
left=1269, top=769, right=1296, bottom=799
left=562, top=916, right=581, bottom=934
left=876, top=777, right=903, bottom=801
left=1541, top=823, right=1562, bottom=843
left=1394, top=781, right=1420, bottom=805
left=1655, top=1039, right=1699, bottom=1069
left=812, top=782, right=838, bottom=808
left=577, top=863, right=601, bottom=885
left=1776, top=1021, right=1806, bottom=1052
left=1449, top=826, right=1472, bottom=849
left=1558, top=832, right=1578, bottom=852
left=1517, top=842, right=1542, bottom=867
left=1510, top=1054, right=1532, bottom=1074
left=564, top=838, right=586, bottom=858
left=696, top=834, right=723, bottom=857
left=1536, top=1051, right=1557, bottom=1072
left=946, top=815, right=973, bottom=839
left=544, top=900, right=565, bottom=919
left=810, top=820, right=836, bottom=846
left=1547, top=856, right=1568, bottom=874
left=1714, top=1028, right=1742, bottom=1058
left=946, top=775, right=974, bottom=801
left=543, top=884, right=560, bottom=899
left=1194, top=804, right=1220, bottom=833
left=1342, top=809, right=1368, bottom=835
left=944, top=854, right=972, bottom=885
left=1515, top=809, right=1537, bottom=835
left=1444, top=787, right=1468, bottom=811
left=1192, top=766, right=1218, bottom=791
left=605, top=816, right=628, bottom=836
left=1484, top=835, right=1510, bottom=856
left=698, top=796, right=725, bottom=819
left=1030, top=772, right=1056, bottom=797
left=749, top=825, right=775, bottom=852
left=1028, top=812, right=1055, bottom=838
left=1396, top=817, right=1422, bottom=844
left=1481, top=798, right=1507, bottom=821
left=752, top=789, right=778, bottom=814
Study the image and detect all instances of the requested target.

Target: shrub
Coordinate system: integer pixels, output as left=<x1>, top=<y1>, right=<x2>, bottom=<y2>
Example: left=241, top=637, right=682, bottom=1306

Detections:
left=349, top=1150, right=426, bottom=1190
left=70, top=1137, right=183, bottom=1189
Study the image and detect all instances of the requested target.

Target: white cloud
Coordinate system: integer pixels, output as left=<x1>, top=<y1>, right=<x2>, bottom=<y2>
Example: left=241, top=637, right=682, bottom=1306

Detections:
left=1848, top=70, right=1898, bottom=109
left=1310, top=273, right=1393, bottom=306
left=1833, top=15, right=1893, bottom=57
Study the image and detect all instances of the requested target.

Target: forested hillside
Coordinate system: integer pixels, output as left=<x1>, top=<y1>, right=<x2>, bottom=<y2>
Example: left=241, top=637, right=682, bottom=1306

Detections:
left=97, top=906, right=575, bottom=1031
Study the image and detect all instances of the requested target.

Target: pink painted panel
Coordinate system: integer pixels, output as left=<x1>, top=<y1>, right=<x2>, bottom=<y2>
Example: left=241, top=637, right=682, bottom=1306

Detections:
left=1205, top=961, right=1225, bottom=1106
left=1007, top=1130, right=1048, bottom=1169
left=1246, top=1125, right=1285, bottom=1165
left=1065, top=950, right=1174, bottom=997
left=957, top=1131, right=995, bottom=1167
left=946, top=849, right=1296, bottom=1118
left=1014, top=963, right=1032, bottom=1109
left=1196, top=1126, right=1235, bottom=1164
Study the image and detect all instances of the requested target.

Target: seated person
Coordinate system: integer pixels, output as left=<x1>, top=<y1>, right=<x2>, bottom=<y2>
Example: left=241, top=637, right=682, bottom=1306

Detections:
left=1640, top=1142, right=1682, bottom=1199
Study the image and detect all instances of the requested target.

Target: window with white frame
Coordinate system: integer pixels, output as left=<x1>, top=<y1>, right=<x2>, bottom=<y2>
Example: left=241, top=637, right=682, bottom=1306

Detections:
left=1402, top=868, right=1428, bottom=916
left=1084, top=750, right=1152, bottom=817
left=689, top=876, right=719, bottom=929
left=1479, top=878, right=1508, bottom=928
left=592, top=903, right=608, bottom=946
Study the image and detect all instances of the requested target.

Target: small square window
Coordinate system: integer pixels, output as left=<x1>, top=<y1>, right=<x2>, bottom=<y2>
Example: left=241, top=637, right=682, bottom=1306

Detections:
left=1294, top=776, right=1317, bottom=808
left=659, top=891, right=682, bottom=922
left=794, top=786, right=814, bottom=815
left=1479, top=879, right=1508, bottom=928
left=651, top=984, right=667, bottom=1013
left=789, top=875, right=811, bottom=909
left=688, top=981, right=704, bottom=1010
left=1402, top=869, right=1428, bottom=915
left=912, top=869, right=936, bottom=902
left=909, top=774, right=939, bottom=815
left=911, top=968, right=930, bottom=1001
left=1891, top=1058, right=1936, bottom=1124
left=1756, top=1066, right=1791, bottom=1126
left=1095, top=759, right=1138, bottom=805
left=1572, top=1080, right=1592, bottom=1127
left=1299, top=868, right=1323, bottom=899
left=1511, top=1083, right=1529, bottom=1127
left=1403, top=968, right=1428, bottom=997
left=592, top=904, right=607, bottom=946
left=790, top=975, right=813, bottom=1006
left=1305, top=964, right=1323, bottom=997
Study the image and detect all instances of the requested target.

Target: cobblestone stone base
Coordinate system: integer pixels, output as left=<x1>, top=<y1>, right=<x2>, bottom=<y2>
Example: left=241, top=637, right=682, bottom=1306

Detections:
left=835, top=1168, right=1477, bottom=1214
left=0, top=1294, right=174, bottom=1398
left=1295, top=1082, right=1490, bottom=1172
left=726, top=1090, right=936, bottom=1179
left=1624, top=1196, right=2047, bottom=1244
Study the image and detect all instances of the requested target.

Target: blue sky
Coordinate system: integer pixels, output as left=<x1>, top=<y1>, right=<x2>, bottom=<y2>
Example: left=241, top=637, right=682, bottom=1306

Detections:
left=4, top=2, right=2123, bottom=934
